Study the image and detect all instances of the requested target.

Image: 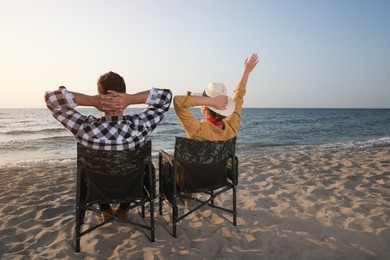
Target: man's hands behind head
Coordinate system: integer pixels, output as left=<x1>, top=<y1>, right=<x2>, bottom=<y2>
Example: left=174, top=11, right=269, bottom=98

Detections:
left=99, top=90, right=125, bottom=115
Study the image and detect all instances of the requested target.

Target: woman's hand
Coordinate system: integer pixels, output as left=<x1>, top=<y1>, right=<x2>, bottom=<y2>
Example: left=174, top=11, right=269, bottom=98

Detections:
left=244, top=53, right=259, bottom=74
left=209, top=95, right=228, bottom=110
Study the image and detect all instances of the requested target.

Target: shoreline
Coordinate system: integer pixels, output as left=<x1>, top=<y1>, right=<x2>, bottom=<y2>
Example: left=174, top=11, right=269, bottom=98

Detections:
left=1, top=146, right=389, bottom=259
left=2, top=141, right=390, bottom=168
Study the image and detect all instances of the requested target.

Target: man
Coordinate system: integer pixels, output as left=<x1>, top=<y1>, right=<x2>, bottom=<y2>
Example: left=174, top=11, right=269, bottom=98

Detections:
left=45, top=71, right=172, bottom=220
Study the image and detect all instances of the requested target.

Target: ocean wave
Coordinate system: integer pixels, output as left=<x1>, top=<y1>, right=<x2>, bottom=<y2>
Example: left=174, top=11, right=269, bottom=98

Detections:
left=1, top=128, right=66, bottom=135
left=236, top=136, right=390, bottom=154
left=317, top=136, right=390, bottom=150
left=0, top=158, right=76, bottom=168
left=0, top=136, right=75, bottom=152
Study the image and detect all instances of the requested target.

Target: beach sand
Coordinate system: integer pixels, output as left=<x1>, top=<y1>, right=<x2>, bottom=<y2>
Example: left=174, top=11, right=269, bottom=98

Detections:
left=1, top=147, right=389, bottom=259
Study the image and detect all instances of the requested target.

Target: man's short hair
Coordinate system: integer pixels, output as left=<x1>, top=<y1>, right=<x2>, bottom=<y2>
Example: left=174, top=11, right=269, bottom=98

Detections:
left=97, top=71, right=126, bottom=94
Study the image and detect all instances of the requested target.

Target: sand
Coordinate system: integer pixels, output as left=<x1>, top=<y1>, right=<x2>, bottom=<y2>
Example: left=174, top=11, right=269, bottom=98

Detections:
left=0, top=147, right=389, bottom=259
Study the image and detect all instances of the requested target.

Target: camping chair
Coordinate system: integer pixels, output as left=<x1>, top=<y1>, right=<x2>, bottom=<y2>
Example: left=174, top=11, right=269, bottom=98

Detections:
left=158, top=137, right=238, bottom=237
left=75, top=141, right=155, bottom=252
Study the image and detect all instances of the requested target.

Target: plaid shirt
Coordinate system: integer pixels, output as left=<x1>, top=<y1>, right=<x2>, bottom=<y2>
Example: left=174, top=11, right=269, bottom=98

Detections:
left=45, top=87, right=172, bottom=150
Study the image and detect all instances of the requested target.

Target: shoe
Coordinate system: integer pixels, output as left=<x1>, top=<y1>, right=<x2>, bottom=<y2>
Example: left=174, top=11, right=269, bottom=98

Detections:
left=114, top=204, right=128, bottom=219
left=99, top=207, right=113, bottom=223
left=180, top=193, right=194, bottom=207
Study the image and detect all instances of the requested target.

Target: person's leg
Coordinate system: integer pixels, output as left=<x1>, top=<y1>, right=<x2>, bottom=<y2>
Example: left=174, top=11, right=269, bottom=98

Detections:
left=115, top=203, right=129, bottom=219
left=98, top=203, right=113, bottom=222
left=226, top=156, right=239, bottom=184
left=176, top=166, right=193, bottom=207
left=115, top=164, right=155, bottom=219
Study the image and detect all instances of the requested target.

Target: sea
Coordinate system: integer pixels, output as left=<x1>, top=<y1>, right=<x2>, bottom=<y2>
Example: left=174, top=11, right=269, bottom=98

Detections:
left=0, top=108, right=389, bottom=167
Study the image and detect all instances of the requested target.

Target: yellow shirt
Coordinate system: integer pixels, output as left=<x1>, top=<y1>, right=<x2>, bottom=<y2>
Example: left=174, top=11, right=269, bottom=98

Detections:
left=173, top=82, right=246, bottom=141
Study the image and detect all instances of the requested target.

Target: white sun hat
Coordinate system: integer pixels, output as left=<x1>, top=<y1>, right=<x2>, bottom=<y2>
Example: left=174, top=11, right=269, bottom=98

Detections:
left=203, top=82, right=235, bottom=117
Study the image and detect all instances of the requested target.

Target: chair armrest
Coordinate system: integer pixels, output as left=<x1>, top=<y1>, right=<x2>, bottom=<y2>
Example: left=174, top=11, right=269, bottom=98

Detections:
left=159, top=150, right=173, bottom=167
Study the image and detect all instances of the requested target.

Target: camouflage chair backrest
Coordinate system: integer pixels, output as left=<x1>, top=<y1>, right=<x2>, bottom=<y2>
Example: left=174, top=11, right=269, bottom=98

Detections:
left=174, top=137, right=236, bottom=192
left=174, top=137, right=236, bottom=164
left=77, top=140, right=152, bottom=203
left=77, top=141, right=151, bottom=176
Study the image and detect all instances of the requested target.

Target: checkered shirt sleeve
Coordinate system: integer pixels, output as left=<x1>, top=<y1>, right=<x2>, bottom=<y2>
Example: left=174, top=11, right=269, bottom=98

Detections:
left=45, top=87, right=172, bottom=150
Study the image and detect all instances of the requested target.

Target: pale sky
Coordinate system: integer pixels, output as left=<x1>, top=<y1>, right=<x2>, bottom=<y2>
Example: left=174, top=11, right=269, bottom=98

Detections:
left=1, top=0, right=389, bottom=108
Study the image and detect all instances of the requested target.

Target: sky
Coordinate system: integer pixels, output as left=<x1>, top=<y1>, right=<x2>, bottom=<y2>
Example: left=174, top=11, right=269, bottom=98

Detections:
left=1, top=0, right=389, bottom=108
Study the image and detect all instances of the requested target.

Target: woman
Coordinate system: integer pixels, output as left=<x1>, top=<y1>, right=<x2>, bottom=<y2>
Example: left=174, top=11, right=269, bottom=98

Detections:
left=173, top=53, right=259, bottom=205
left=174, top=53, right=259, bottom=141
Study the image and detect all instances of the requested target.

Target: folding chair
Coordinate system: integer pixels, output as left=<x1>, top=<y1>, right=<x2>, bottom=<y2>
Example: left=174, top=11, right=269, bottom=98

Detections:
left=158, top=137, right=238, bottom=237
left=75, top=140, right=155, bottom=252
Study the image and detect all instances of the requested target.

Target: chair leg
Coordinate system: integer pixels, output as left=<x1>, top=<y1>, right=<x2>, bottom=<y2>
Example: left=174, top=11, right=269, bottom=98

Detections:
left=233, top=185, right=237, bottom=226
left=172, top=205, right=178, bottom=238
left=75, top=234, right=80, bottom=253
left=75, top=206, right=81, bottom=252
left=150, top=197, right=155, bottom=242
left=159, top=195, right=163, bottom=215
left=75, top=169, right=84, bottom=252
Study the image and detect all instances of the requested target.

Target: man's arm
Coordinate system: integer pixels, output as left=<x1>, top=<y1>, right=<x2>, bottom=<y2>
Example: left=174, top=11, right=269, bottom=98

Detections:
left=122, top=90, right=149, bottom=106
left=71, top=91, right=123, bottom=113
left=44, top=87, right=89, bottom=135
left=74, top=88, right=167, bottom=114
left=71, top=92, right=100, bottom=108
left=126, top=88, right=173, bottom=130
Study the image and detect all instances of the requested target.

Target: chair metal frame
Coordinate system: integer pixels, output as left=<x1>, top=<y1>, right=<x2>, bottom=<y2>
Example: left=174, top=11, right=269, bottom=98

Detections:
left=158, top=137, right=238, bottom=237
left=75, top=141, right=155, bottom=252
